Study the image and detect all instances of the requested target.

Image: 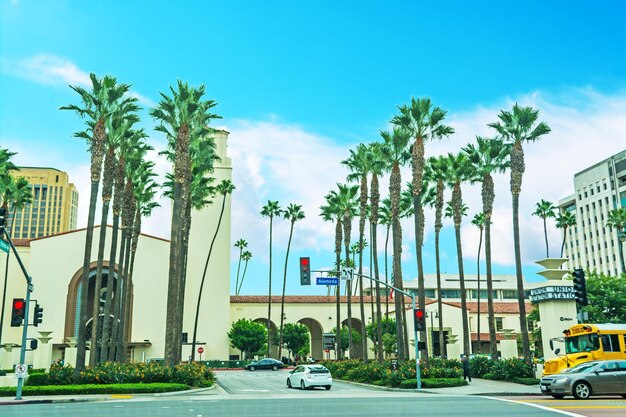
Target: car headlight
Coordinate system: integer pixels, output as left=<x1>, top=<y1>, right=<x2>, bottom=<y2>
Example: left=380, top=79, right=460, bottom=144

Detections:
left=554, top=377, right=570, bottom=384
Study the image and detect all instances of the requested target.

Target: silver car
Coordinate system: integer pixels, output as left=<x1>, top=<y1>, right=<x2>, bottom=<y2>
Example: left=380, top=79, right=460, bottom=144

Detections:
left=540, top=360, right=626, bottom=399
left=287, top=364, right=333, bottom=390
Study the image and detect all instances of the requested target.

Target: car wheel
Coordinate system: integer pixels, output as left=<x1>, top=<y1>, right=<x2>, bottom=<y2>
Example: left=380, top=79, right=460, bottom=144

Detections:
left=325, top=385, right=331, bottom=391
left=573, top=381, right=591, bottom=399
left=272, top=365, right=278, bottom=371
left=287, top=378, right=292, bottom=388
left=551, top=394, right=565, bottom=399
left=300, top=380, right=306, bottom=390
left=249, top=366, right=256, bottom=371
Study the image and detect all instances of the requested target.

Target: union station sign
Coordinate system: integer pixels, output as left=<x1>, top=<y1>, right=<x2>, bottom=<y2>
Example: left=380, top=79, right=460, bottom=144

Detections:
left=529, top=286, right=575, bottom=303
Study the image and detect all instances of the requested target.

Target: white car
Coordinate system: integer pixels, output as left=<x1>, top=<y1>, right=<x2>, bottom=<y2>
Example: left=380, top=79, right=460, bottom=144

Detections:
left=287, top=364, right=333, bottom=390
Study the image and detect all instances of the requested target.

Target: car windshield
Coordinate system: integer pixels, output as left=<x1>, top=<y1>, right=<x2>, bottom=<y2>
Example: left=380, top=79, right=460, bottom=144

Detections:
left=564, top=333, right=600, bottom=354
left=562, top=362, right=598, bottom=374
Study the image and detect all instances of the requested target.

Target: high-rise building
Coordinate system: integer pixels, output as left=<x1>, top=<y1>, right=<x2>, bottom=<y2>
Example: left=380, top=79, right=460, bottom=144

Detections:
left=7, top=167, right=79, bottom=239
left=558, top=149, right=626, bottom=276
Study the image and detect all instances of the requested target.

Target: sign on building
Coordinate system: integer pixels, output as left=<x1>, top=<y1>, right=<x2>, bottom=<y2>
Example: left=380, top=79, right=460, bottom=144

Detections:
left=322, top=333, right=336, bottom=350
left=529, top=286, right=576, bottom=303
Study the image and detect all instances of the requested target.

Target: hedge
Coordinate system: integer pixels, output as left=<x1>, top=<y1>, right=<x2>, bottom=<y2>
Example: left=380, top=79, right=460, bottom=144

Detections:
left=512, top=377, right=540, bottom=385
left=0, top=383, right=190, bottom=396
left=400, top=378, right=468, bottom=389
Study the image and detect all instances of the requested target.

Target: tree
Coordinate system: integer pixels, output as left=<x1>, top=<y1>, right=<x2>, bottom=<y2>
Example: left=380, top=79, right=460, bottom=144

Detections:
left=61, top=73, right=136, bottom=373
left=236, top=251, right=253, bottom=295
left=260, top=200, right=282, bottom=356
left=527, top=307, right=543, bottom=358
left=378, top=198, right=392, bottom=321
left=234, top=239, right=248, bottom=295
left=379, top=127, right=411, bottom=360
left=366, top=317, right=396, bottom=343
left=606, top=208, right=626, bottom=273
left=281, top=323, right=309, bottom=358
left=471, top=212, right=485, bottom=353
left=151, top=81, right=220, bottom=366
left=555, top=211, right=577, bottom=257
left=278, top=204, right=305, bottom=358
left=582, top=271, right=626, bottom=323
left=228, top=319, right=267, bottom=360
left=532, top=199, right=556, bottom=258
left=463, top=136, right=509, bottom=360
left=382, top=333, right=397, bottom=357
left=192, top=179, right=235, bottom=360
left=332, top=326, right=362, bottom=357
left=489, top=104, right=551, bottom=364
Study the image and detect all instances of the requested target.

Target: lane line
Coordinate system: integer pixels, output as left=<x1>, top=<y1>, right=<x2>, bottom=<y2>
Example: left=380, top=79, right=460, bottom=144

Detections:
left=554, top=406, right=626, bottom=409
left=481, top=396, right=585, bottom=417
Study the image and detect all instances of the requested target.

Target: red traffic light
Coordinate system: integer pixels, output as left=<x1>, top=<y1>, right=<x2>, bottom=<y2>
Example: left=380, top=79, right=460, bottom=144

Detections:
left=300, top=258, right=309, bottom=267
left=13, top=299, right=24, bottom=310
left=415, top=309, right=425, bottom=319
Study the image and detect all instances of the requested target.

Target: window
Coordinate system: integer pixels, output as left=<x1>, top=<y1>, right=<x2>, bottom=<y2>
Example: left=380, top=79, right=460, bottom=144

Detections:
left=471, top=290, right=497, bottom=299
left=495, top=317, right=503, bottom=331
left=425, top=289, right=436, bottom=298
left=440, top=290, right=461, bottom=299
left=600, top=334, right=620, bottom=352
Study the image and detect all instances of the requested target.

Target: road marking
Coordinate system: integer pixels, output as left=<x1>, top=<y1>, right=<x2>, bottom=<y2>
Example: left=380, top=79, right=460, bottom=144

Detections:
left=522, top=399, right=625, bottom=403
left=554, top=406, right=626, bottom=409
left=481, top=396, right=585, bottom=417
left=111, top=395, right=133, bottom=399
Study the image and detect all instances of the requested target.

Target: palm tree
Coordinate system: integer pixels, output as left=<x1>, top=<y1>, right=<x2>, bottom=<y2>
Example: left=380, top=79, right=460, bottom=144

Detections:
left=150, top=81, right=220, bottom=366
left=444, top=152, right=473, bottom=357
left=532, top=199, right=556, bottom=258
left=606, top=208, right=626, bottom=273
left=234, top=239, right=248, bottom=295
left=470, top=212, right=485, bottom=353
left=378, top=198, right=392, bottom=321
left=555, top=211, right=577, bottom=258
left=260, top=200, right=282, bottom=356
left=61, top=73, right=136, bottom=373
left=379, top=127, right=411, bottom=360
left=192, top=179, right=235, bottom=360
left=463, top=136, right=509, bottom=359
left=489, top=104, right=551, bottom=364
left=278, top=203, right=305, bottom=359
left=236, top=251, right=253, bottom=295
left=320, top=193, right=343, bottom=359
left=424, top=155, right=449, bottom=357
left=391, top=98, right=454, bottom=366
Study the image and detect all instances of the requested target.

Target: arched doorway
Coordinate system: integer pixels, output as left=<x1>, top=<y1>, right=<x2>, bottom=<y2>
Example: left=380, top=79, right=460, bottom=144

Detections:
left=341, top=317, right=364, bottom=358
left=253, top=318, right=278, bottom=358
left=297, top=318, right=324, bottom=360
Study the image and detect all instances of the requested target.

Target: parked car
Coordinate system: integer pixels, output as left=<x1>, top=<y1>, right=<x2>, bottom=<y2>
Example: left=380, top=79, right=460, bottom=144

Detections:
left=540, top=359, right=626, bottom=399
left=287, top=364, right=332, bottom=390
left=245, top=358, right=284, bottom=371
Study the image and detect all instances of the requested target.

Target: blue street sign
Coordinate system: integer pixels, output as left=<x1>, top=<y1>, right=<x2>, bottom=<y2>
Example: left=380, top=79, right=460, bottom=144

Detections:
left=316, top=277, right=339, bottom=286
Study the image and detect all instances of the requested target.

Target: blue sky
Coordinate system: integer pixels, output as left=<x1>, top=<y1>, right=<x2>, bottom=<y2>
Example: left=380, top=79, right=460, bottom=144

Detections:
left=1, top=0, right=626, bottom=296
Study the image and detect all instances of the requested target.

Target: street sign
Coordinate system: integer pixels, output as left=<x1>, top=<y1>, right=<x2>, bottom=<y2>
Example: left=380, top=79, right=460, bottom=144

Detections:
left=322, top=333, right=336, bottom=350
left=316, top=277, right=339, bottom=286
left=0, top=239, right=8, bottom=254
left=197, top=346, right=204, bottom=354
left=14, top=364, right=27, bottom=379
left=340, top=267, right=353, bottom=281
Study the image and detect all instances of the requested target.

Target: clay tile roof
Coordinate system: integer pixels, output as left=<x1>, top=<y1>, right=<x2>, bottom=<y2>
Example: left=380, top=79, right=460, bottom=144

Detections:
left=27, top=225, right=170, bottom=243
left=10, top=239, right=30, bottom=247
left=444, top=301, right=532, bottom=314
left=231, top=295, right=384, bottom=304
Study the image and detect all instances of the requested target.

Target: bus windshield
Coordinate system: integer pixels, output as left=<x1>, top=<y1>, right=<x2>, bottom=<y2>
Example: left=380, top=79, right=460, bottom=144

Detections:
left=565, top=333, right=600, bottom=354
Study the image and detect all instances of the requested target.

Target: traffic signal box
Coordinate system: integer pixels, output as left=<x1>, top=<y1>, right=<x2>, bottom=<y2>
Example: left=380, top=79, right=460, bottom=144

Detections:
left=11, top=298, right=25, bottom=327
left=413, top=308, right=426, bottom=332
left=0, top=206, right=6, bottom=237
left=572, top=268, right=588, bottom=306
left=299, top=257, right=311, bottom=285
left=33, top=303, right=44, bottom=327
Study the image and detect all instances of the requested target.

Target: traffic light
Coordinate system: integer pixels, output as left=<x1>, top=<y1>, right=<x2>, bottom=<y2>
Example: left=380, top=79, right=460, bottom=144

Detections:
left=417, top=341, right=426, bottom=350
left=299, top=257, right=311, bottom=285
left=29, top=339, right=38, bottom=350
left=413, top=308, right=426, bottom=332
left=572, top=268, right=588, bottom=306
left=0, top=206, right=6, bottom=237
left=33, top=303, right=44, bottom=327
left=11, top=298, right=25, bottom=327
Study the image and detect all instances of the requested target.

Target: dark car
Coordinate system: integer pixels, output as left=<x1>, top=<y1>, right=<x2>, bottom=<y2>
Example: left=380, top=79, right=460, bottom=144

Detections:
left=540, top=360, right=626, bottom=399
left=245, top=358, right=285, bottom=371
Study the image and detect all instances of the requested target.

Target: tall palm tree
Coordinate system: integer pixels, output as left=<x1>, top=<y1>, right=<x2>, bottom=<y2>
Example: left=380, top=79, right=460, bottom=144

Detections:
left=320, top=194, right=343, bottom=359
left=236, top=251, right=253, bottom=295
left=606, top=208, right=626, bottom=273
left=260, top=200, right=282, bottom=356
left=61, top=73, right=135, bottom=373
left=192, top=179, right=234, bottom=360
left=378, top=198, right=392, bottom=322
left=470, top=212, right=485, bottom=353
left=379, top=127, right=411, bottom=360
left=489, top=104, right=551, bottom=363
left=444, top=152, right=473, bottom=357
left=234, top=239, right=248, bottom=295
left=424, top=155, right=448, bottom=357
left=555, top=211, right=577, bottom=258
left=391, top=98, right=454, bottom=365
left=463, top=136, right=509, bottom=359
left=532, top=199, right=556, bottom=258
left=278, top=203, right=305, bottom=359
left=151, top=81, right=220, bottom=366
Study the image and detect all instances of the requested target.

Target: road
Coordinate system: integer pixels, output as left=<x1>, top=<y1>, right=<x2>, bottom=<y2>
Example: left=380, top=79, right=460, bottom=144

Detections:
left=2, top=370, right=625, bottom=417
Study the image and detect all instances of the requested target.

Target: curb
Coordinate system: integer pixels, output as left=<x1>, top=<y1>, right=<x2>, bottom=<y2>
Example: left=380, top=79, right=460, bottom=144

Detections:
left=0, top=397, right=104, bottom=405
left=153, top=385, right=217, bottom=397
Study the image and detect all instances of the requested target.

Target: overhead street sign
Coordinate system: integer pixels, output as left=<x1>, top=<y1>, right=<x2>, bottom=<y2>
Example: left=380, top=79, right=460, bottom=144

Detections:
left=316, top=277, right=339, bottom=286
left=340, top=267, right=353, bottom=281
left=0, top=239, right=8, bottom=254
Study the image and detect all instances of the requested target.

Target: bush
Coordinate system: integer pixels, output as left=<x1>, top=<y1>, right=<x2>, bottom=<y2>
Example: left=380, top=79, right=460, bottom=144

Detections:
left=490, top=359, right=534, bottom=381
left=25, top=373, right=49, bottom=386
left=0, top=383, right=190, bottom=396
left=469, top=356, right=495, bottom=378
left=512, top=377, right=540, bottom=385
left=400, top=378, right=467, bottom=389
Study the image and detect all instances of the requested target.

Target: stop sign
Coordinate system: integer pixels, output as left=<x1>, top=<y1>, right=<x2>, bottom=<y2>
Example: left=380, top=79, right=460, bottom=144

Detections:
left=197, top=346, right=204, bottom=354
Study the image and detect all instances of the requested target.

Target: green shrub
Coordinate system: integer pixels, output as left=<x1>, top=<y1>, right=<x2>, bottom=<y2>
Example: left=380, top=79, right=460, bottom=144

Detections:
left=48, top=363, right=74, bottom=385
left=0, top=383, right=190, bottom=397
left=483, top=372, right=498, bottom=380
left=469, top=356, right=495, bottom=378
left=491, top=359, right=534, bottom=380
left=400, top=378, right=467, bottom=389
left=25, top=373, right=49, bottom=386
left=512, top=377, right=540, bottom=385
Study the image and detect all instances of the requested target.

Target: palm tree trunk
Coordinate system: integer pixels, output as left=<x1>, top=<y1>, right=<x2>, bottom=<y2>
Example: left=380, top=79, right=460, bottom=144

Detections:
left=513, top=193, right=531, bottom=363
left=237, top=259, right=249, bottom=295
left=435, top=228, right=445, bottom=357
left=384, top=225, right=390, bottom=320
left=109, top=218, right=128, bottom=361
left=267, top=216, right=274, bottom=357
left=372, top=224, right=383, bottom=363
left=335, top=220, right=342, bottom=360
left=560, top=226, right=567, bottom=257
left=485, top=220, right=498, bottom=360
left=392, top=218, right=405, bottom=360
left=116, top=208, right=134, bottom=362
left=0, top=208, right=16, bottom=347
left=278, top=221, right=295, bottom=359
left=345, top=239, right=353, bottom=358
left=454, top=224, right=470, bottom=356
left=543, top=217, right=549, bottom=258
left=234, top=248, right=243, bottom=297
left=476, top=227, right=483, bottom=354
left=413, top=197, right=428, bottom=365
left=368, top=221, right=375, bottom=359
left=100, top=211, right=119, bottom=362
left=191, top=192, right=227, bottom=361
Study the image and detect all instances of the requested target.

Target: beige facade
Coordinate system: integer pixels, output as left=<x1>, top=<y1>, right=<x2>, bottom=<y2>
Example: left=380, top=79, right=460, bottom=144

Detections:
left=8, top=167, right=78, bottom=239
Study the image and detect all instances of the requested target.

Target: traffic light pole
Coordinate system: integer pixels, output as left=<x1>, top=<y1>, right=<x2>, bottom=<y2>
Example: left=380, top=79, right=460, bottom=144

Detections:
left=1, top=227, right=33, bottom=400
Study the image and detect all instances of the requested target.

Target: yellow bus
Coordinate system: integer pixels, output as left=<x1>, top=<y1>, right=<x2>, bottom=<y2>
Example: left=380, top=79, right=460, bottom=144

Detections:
left=542, top=323, right=626, bottom=376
